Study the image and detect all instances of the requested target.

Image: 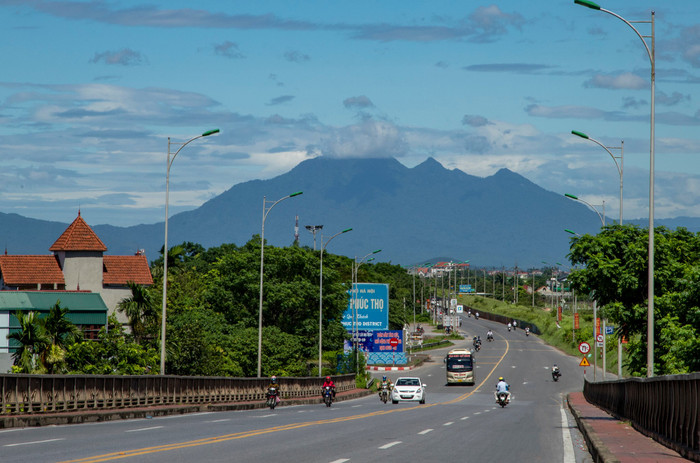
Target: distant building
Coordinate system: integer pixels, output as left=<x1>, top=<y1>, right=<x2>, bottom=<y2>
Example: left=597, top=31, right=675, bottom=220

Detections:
left=0, top=211, right=154, bottom=370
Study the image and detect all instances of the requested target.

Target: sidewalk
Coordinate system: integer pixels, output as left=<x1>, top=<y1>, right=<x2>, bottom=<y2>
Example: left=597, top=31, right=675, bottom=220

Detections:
left=567, top=391, right=690, bottom=462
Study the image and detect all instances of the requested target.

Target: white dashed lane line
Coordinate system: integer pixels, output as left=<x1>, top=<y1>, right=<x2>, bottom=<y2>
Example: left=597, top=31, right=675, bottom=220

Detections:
left=4, top=438, right=65, bottom=447
left=418, top=429, right=434, bottom=435
left=443, top=422, right=454, bottom=426
left=379, top=441, right=402, bottom=449
left=125, top=426, right=163, bottom=433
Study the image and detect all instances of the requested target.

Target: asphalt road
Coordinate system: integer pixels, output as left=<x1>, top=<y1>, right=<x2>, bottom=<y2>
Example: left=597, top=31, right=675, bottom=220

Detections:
left=0, top=315, right=594, bottom=463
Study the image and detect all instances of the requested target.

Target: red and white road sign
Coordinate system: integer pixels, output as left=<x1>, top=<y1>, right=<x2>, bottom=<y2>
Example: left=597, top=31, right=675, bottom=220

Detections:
left=389, top=338, right=399, bottom=348
left=578, top=342, right=591, bottom=354
left=596, top=334, right=604, bottom=343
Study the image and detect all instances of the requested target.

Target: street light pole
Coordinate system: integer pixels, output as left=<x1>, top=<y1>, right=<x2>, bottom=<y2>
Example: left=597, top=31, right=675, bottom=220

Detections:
left=572, top=131, right=623, bottom=225
left=160, top=129, right=219, bottom=375
left=258, top=191, right=303, bottom=378
left=352, top=250, right=381, bottom=369
left=305, top=225, right=324, bottom=251
left=575, top=0, right=655, bottom=378
left=318, top=227, right=352, bottom=377
left=565, top=194, right=605, bottom=226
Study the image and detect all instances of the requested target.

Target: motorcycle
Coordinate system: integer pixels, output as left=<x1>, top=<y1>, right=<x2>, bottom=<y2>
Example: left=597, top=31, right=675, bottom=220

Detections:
left=323, top=386, right=334, bottom=407
left=552, top=369, right=561, bottom=382
left=472, top=338, right=482, bottom=352
left=487, top=333, right=494, bottom=342
left=525, top=328, right=530, bottom=336
left=266, top=386, right=279, bottom=410
left=379, top=385, right=390, bottom=404
left=474, top=313, right=479, bottom=320
left=508, top=325, right=512, bottom=332
left=496, top=391, right=509, bottom=408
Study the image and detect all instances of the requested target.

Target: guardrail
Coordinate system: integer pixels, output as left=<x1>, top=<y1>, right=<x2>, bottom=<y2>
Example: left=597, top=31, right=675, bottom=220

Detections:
left=465, top=308, right=541, bottom=335
left=584, top=374, right=700, bottom=462
left=1, top=373, right=356, bottom=415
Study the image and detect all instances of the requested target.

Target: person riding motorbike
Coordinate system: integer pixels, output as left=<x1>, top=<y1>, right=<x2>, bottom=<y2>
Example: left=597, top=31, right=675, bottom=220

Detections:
left=487, top=329, right=494, bottom=341
left=322, top=376, right=336, bottom=398
left=525, top=327, right=530, bottom=336
left=494, top=376, right=511, bottom=404
left=378, top=375, right=393, bottom=400
left=475, top=311, right=480, bottom=320
left=507, top=322, right=512, bottom=332
left=552, top=364, right=561, bottom=381
left=266, top=376, right=281, bottom=404
left=473, top=336, right=482, bottom=351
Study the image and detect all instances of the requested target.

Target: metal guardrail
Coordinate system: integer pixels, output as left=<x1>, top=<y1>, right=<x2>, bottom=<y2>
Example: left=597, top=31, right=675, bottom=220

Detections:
left=1, top=373, right=356, bottom=415
left=465, top=307, right=541, bottom=335
left=584, top=374, right=700, bottom=462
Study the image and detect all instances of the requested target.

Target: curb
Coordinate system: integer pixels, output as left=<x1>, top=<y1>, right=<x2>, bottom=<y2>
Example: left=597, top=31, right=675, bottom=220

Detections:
left=0, top=389, right=374, bottom=429
left=366, top=365, right=415, bottom=371
left=566, top=393, right=618, bottom=463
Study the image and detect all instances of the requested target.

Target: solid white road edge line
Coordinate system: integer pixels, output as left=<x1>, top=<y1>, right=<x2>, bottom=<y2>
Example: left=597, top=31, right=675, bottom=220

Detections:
left=561, top=404, right=576, bottom=463
left=5, top=438, right=65, bottom=447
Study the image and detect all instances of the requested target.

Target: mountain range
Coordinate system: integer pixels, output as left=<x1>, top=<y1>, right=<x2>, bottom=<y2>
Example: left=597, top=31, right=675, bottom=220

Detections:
left=3, top=157, right=699, bottom=268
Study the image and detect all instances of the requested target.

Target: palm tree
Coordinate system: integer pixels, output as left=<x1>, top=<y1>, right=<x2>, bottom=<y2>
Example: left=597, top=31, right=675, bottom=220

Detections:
left=7, top=311, right=49, bottom=373
left=118, top=281, right=157, bottom=344
left=42, top=302, right=82, bottom=373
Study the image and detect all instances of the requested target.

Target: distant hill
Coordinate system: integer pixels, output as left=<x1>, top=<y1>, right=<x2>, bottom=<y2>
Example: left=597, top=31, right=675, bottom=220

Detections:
left=2, top=157, right=697, bottom=268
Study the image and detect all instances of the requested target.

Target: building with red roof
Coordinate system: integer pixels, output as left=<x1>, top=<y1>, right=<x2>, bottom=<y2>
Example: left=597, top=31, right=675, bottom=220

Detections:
left=0, top=212, right=153, bottom=324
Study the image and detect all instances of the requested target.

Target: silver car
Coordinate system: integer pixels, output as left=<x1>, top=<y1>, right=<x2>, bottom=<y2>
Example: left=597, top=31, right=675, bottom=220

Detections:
left=391, top=377, right=427, bottom=404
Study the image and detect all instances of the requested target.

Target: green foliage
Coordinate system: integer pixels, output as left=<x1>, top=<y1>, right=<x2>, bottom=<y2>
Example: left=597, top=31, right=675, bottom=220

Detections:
left=569, top=224, right=700, bottom=375
left=65, top=315, right=158, bottom=375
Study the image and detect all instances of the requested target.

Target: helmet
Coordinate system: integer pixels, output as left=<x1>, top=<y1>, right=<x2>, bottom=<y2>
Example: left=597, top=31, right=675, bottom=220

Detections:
left=498, top=376, right=504, bottom=381
left=382, top=375, right=387, bottom=381
left=271, top=375, right=277, bottom=382
left=326, top=376, right=331, bottom=381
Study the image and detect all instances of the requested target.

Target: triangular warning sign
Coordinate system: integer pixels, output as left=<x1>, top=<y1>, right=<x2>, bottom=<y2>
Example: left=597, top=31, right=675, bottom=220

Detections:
left=579, top=357, right=590, bottom=367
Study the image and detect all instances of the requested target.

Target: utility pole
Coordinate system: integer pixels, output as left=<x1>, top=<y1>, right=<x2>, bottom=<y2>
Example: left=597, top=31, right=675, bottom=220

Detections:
left=305, top=225, right=323, bottom=250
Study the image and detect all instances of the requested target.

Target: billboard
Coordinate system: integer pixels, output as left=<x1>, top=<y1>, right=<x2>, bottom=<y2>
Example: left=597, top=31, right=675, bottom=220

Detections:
left=342, top=283, right=389, bottom=331
left=344, top=329, right=403, bottom=353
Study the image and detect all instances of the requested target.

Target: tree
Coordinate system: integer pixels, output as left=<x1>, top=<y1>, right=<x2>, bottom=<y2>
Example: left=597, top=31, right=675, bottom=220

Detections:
left=41, top=302, right=82, bottom=373
left=7, top=311, right=49, bottom=373
left=118, top=281, right=159, bottom=344
left=568, top=225, right=700, bottom=375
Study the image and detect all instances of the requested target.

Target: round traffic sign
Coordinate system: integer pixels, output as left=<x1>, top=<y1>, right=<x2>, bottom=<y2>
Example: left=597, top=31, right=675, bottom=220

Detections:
left=578, top=342, right=591, bottom=354
left=389, top=338, right=399, bottom=347
left=596, top=334, right=604, bottom=343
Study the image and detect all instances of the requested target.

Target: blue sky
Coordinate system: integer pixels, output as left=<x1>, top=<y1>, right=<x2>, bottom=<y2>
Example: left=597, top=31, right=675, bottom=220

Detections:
left=1, top=0, right=699, bottom=229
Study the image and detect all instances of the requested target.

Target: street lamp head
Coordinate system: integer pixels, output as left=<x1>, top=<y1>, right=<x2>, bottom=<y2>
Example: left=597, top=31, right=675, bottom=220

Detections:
left=341, top=228, right=353, bottom=233
left=571, top=130, right=589, bottom=139
left=565, top=193, right=579, bottom=200
left=289, top=191, right=303, bottom=197
left=201, top=129, right=220, bottom=137
left=564, top=229, right=580, bottom=236
left=574, top=0, right=601, bottom=10
left=372, top=249, right=382, bottom=254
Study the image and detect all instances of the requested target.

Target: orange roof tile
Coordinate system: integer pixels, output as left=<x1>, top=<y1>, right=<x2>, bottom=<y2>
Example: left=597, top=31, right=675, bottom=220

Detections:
left=103, top=255, right=154, bottom=286
left=49, top=212, right=107, bottom=252
left=0, top=255, right=65, bottom=286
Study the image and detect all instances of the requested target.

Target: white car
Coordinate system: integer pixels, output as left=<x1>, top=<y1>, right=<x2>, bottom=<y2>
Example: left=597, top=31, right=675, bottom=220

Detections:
left=391, top=377, right=427, bottom=404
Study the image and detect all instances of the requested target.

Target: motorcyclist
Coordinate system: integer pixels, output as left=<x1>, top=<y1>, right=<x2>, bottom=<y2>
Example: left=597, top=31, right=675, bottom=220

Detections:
left=512, top=320, right=518, bottom=330
left=507, top=322, right=512, bottom=332
left=552, top=364, right=561, bottom=380
left=266, top=376, right=281, bottom=404
left=475, top=311, right=480, bottom=320
left=322, top=376, right=336, bottom=398
left=378, top=375, right=393, bottom=398
left=525, top=326, right=530, bottom=336
left=487, top=329, right=494, bottom=341
left=494, top=376, right=511, bottom=403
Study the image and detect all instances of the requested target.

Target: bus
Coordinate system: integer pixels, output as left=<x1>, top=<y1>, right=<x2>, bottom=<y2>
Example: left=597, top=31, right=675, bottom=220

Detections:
left=445, top=348, right=475, bottom=385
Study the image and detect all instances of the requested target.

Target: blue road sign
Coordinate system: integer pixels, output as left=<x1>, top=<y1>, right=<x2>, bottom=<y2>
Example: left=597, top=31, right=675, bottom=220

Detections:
left=342, top=283, right=389, bottom=331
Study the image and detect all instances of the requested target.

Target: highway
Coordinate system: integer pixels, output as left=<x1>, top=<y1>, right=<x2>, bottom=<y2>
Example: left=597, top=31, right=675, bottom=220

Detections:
left=0, top=315, right=593, bottom=462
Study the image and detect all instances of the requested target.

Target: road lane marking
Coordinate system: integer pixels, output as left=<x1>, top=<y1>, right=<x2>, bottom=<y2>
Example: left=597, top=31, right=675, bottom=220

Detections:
left=460, top=416, right=470, bottom=420
left=125, top=427, right=163, bottom=433
left=61, top=341, right=512, bottom=462
left=418, top=429, right=433, bottom=435
left=443, top=422, right=454, bottom=426
left=329, top=459, right=349, bottom=463
left=5, top=438, right=65, bottom=447
left=561, top=405, right=576, bottom=463
left=379, top=441, right=402, bottom=449
left=208, top=419, right=231, bottom=423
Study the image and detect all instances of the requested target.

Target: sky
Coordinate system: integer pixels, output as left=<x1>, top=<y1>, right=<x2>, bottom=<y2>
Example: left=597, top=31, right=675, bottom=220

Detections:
left=2, top=0, right=700, bottom=231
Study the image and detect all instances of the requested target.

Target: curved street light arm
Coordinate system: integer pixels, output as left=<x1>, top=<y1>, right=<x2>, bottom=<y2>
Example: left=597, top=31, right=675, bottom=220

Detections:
left=565, top=193, right=605, bottom=226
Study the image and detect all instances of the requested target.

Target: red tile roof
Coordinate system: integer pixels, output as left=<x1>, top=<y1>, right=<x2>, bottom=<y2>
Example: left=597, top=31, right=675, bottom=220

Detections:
left=103, top=255, right=154, bottom=285
left=49, top=212, right=107, bottom=252
left=0, top=255, right=65, bottom=286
